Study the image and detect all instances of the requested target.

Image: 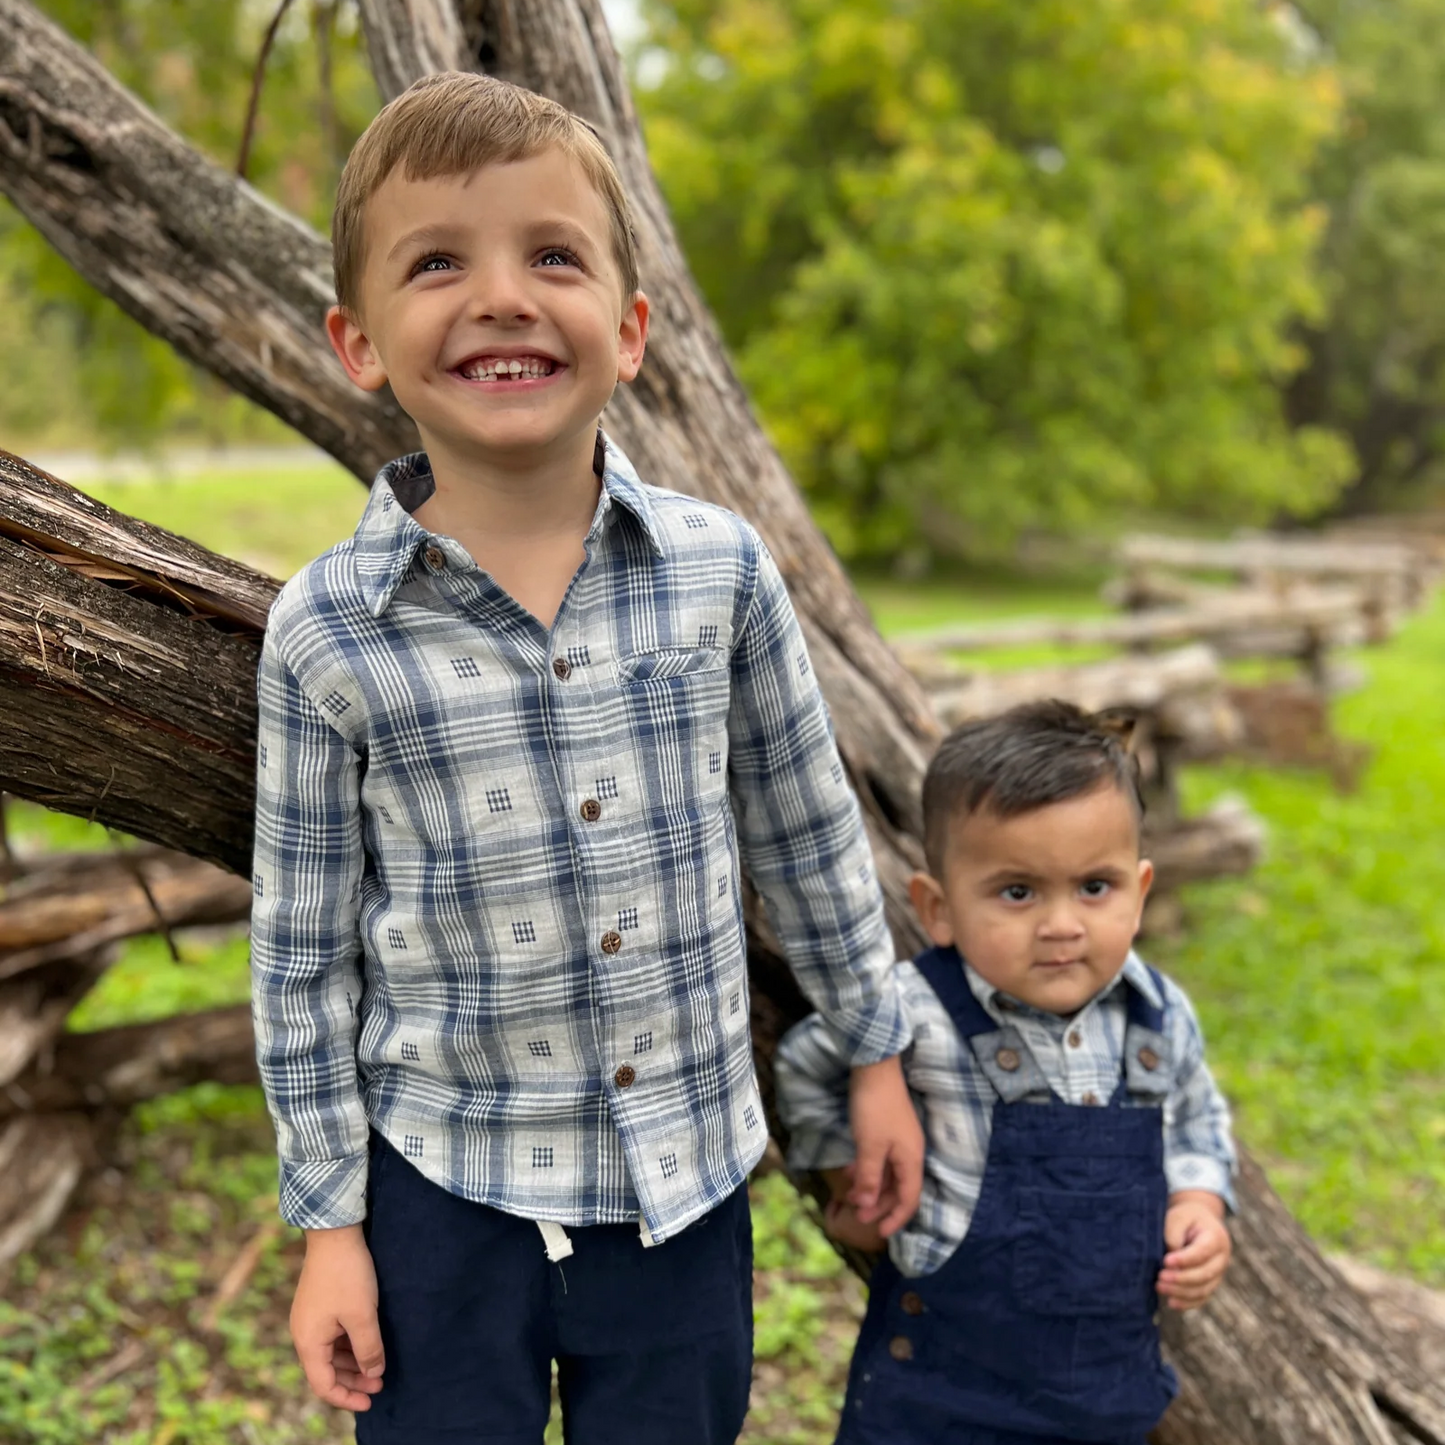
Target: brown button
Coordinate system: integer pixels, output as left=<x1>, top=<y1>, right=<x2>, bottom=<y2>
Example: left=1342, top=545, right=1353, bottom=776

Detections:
left=1137, top=1046, right=1160, bottom=1072
left=888, top=1335, right=914, bottom=1362
left=580, top=798, right=602, bottom=822
left=995, top=1047, right=1021, bottom=1073
left=424, top=546, right=446, bottom=571
left=899, top=1291, right=925, bottom=1317
left=1081, top=1091, right=1101, bottom=1106
left=601, top=930, right=623, bottom=955
left=614, top=1064, right=636, bottom=1088
left=1067, top=1030, right=1082, bottom=1049
left=552, top=657, right=571, bottom=680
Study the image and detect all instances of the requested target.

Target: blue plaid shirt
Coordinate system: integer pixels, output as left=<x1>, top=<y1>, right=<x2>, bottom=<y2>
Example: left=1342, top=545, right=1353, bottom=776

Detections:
left=776, top=951, right=1235, bottom=1277
left=250, top=439, right=906, bottom=1238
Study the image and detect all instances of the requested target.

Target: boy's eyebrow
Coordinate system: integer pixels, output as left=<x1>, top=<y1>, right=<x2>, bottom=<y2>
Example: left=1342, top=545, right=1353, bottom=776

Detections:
left=386, top=223, right=466, bottom=263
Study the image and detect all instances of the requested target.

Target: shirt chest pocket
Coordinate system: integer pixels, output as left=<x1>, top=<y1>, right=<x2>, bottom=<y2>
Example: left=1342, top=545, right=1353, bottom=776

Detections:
left=615, top=645, right=732, bottom=802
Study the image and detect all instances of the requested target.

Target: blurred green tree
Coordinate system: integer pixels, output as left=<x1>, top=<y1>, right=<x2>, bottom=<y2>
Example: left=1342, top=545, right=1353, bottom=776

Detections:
left=638, top=0, right=1352, bottom=562
left=1286, top=0, right=1445, bottom=513
left=0, top=0, right=378, bottom=452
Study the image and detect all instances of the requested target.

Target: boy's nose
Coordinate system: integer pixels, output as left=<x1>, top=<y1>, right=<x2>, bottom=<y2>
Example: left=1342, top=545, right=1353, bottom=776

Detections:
left=468, top=263, right=536, bottom=324
left=1037, top=903, right=1086, bottom=940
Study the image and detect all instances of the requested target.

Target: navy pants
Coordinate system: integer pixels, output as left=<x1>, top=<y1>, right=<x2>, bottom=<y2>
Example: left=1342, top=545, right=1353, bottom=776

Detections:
left=355, top=1134, right=753, bottom=1444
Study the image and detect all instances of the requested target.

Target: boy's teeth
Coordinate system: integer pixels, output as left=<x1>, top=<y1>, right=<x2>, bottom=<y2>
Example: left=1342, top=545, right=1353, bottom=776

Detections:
left=461, top=357, right=555, bottom=380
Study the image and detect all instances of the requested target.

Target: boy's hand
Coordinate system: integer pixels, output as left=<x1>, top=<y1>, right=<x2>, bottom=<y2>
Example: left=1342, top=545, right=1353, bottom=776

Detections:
left=819, top=1165, right=887, bottom=1252
left=292, top=1224, right=386, bottom=1411
left=1157, top=1191, right=1231, bottom=1311
left=848, top=1054, right=924, bottom=1237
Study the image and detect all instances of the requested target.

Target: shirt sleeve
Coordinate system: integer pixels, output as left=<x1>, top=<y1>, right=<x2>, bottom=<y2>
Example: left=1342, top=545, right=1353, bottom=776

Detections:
left=250, top=631, right=370, bottom=1230
left=726, top=532, right=909, bottom=1066
left=1161, top=982, right=1237, bottom=1211
left=774, top=1012, right=857, bottom=1171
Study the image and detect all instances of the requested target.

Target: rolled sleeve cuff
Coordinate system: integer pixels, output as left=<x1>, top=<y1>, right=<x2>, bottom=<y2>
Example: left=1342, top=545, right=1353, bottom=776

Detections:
left=1166, top=1154, right=1237, bottom=1214
left=278, top=1152, right=369, bottom=1230
left=824, top=976, right=912, bottom=1068
left=786, top=1126, right=857, bottom=1174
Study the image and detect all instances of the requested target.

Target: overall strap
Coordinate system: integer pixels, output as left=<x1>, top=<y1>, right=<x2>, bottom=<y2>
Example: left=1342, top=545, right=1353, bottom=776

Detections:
left=1119, top=961, right=1172, bottom=1101
left=911, top=947, right=1056, bottom=1104
left=911, top=946, right=997, bottom=1040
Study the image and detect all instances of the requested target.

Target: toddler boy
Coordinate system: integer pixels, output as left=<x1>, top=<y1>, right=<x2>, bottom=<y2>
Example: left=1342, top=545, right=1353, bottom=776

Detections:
left=776, top=701, right=1236, bottom=1445
left=250, top=72, right=922, bottom=1444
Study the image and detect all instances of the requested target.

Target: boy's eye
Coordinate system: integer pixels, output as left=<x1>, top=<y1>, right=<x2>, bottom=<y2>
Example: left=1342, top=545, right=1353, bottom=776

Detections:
left=410, top=253, right=453, bottom=277
left=1080, top=879, right=1111, bottom=898
left=537, top=247, right=581, bottom=269
left=1001, top=884, right=1033, bottom=903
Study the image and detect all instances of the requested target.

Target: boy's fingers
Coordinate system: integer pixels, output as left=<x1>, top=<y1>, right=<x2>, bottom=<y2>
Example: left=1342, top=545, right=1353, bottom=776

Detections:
left=849, top=1144, right=885, bottom=1218
left=342, top=1313, right=387, bottom=1379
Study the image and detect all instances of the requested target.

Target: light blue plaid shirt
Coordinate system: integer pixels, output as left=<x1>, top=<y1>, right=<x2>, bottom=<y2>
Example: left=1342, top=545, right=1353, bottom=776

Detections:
left=776, top=951, right=1235, bottom=1277
left=250, top=439, right=906, bottom=1238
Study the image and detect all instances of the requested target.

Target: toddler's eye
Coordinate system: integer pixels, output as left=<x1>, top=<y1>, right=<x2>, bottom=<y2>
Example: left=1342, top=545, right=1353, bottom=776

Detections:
left=1080, top=879, right=1111, bottom=898
left=411, top=254, right=453, bottom=277
left=1001, top=884, right=1032, bottom=903
left=537, top=247, right=581, bottom=268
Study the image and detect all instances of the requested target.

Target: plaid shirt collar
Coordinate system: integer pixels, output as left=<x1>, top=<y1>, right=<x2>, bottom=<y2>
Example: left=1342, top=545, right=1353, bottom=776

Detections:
left=962, top=948, right=1163, bottom=1029
left=353, top=433, right=666, bottom=618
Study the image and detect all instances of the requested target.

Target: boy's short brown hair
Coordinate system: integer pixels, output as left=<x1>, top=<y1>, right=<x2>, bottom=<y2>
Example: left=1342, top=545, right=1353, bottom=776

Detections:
left=332, top=71, right=639, bottom=314
left=921, top=700, right=1145, bottom=874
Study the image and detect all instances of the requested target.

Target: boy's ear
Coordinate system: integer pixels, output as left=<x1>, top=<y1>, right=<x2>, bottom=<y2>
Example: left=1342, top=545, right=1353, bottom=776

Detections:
left=1132, top=857, right=1155, bottom=937
left=616, top=291, right=650, bottom=383
left=908, top=870, right=955, bottom=948
left=326, top=304, right=390, bottom=393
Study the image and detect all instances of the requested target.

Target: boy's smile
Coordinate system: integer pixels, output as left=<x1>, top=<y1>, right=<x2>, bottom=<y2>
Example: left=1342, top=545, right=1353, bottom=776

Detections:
left=910, top=784, right=1153, bottom=1015
left=326, top=147, right=648, bottom=477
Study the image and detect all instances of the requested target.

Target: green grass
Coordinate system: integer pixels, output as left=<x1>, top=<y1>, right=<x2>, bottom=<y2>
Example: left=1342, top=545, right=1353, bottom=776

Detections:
left=81, top=461, right=366, bottom=580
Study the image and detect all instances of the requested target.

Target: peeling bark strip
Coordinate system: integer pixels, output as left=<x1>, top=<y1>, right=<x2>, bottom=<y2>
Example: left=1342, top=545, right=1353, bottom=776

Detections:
left=0, top=1, right=417, bottom=480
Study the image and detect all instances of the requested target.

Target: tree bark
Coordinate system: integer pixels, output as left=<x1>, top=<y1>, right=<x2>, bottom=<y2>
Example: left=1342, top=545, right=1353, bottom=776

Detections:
left=0, top=5, right=1441, bottom=1441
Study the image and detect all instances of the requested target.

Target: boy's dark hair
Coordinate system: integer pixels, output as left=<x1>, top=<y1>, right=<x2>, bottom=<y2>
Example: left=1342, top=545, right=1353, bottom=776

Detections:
left=921, top=699, right=1145, bottom=873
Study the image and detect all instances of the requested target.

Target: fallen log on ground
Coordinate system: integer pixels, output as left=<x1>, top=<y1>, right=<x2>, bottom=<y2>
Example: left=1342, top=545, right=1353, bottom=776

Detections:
left=897, top=584, right=1390, bottom=658
left=0, top=1003, right=256, bottom=1121
left=2, top=3, right=1443, bottom=1439
left=0, top=847, right=252, bottom=982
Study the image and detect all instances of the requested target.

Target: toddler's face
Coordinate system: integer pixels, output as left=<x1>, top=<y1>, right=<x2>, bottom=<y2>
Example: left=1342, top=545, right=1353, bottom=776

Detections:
left=910, top=783, right=1153, bottom=1016
left=328, top=146, right=647, bottom=470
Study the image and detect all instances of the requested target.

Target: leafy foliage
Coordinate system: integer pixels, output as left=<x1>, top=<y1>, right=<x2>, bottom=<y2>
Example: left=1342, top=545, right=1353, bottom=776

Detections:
left=1286, top=0, right=1445, bottom=513
left=637, top=0, right=1352, bottom=561
left=0, top=1, right=378, bottom=451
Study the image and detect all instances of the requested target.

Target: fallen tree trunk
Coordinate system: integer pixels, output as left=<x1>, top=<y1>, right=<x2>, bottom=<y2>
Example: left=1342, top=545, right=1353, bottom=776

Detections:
left=0, top=1003, right=256, bottom=1120
left=0, top=4, right=1441, bottom=1440
left=0, top=847, right=252, bottom=980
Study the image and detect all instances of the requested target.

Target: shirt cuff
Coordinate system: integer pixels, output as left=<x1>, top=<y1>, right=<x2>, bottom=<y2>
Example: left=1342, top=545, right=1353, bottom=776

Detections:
left=278, top=1152, right=369, bottom=1230
left=823, top=973, right=913, bottom=1068
left=785, top=1126, right=857, bottom=1173
left=1166, top=1154, right=1237, bottom=1214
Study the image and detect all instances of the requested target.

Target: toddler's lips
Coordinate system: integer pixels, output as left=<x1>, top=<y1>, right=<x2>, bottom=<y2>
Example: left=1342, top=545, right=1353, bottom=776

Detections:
left=1034, top=957, right=1085, bottom=970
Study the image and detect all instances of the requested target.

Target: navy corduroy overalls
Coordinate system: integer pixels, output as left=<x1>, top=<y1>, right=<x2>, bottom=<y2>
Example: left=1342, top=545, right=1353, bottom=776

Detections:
left=836, top=946, right=1178, bottom=1445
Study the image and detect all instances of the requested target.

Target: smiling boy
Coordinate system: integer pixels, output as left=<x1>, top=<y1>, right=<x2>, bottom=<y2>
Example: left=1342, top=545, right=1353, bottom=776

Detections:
left=776, top=702, right=1236, bottom=1445
left=249, top=73, right=922, bottom=1444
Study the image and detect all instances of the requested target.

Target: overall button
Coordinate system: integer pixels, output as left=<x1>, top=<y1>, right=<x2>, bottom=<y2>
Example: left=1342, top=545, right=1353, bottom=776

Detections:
left=423, top=546, right=446, bottom=571
left=601, top=930, right=623, bottom=955
left=614, top=1064, right=636, bottom=1088
left=1081, top=1090, right=1101, bottom=1106
left=888, top=1336, right=914, bottom=1362
left=580, top=798, right=602, bottom=822
left=899, top=1291, right=925, bottom=1317
left=1137, top=1046, right=1161, bottom=1071
left=1067, top=1029, right=1082, bottom=1049
left=552, top=657, right=572, bottom=680
left=995, top=1047, right=1021, bottom=1072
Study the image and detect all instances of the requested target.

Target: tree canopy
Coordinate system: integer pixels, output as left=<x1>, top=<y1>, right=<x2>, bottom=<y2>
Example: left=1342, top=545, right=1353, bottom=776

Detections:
left=637, top=0, right=1351, bottom=561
